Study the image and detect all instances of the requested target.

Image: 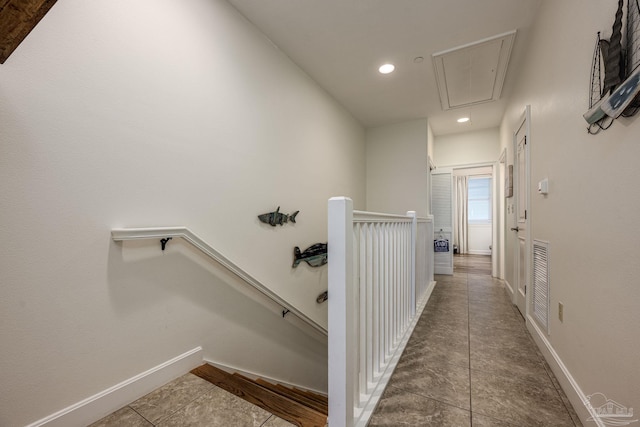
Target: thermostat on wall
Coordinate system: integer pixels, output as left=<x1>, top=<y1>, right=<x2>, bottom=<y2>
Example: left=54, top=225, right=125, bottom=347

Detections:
left=538, top=178, right=549, bottom=195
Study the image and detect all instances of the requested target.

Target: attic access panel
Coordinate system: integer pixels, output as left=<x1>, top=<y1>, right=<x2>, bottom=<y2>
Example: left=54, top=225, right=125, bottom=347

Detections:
left=432, top=30, right=516, bottom=110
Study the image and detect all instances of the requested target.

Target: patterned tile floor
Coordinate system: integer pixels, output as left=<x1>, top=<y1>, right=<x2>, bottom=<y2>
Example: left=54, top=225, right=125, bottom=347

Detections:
left=92, top=254, right=583, bottom=426
left=90, top=372, right=295, bottom=426
left=368, top=254, right=583, bottom=427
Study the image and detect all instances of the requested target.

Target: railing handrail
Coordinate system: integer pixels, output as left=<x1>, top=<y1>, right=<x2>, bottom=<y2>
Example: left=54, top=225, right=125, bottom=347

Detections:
left=111, top=226, right=327, bottom=336
left=353, top=210, right=432, bottom=224
left=353, top=210, right=413, bottom=221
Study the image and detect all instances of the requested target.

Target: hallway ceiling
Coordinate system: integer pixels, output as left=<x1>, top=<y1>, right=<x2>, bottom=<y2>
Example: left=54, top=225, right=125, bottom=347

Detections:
left=227, top=0, right=541, bottom=135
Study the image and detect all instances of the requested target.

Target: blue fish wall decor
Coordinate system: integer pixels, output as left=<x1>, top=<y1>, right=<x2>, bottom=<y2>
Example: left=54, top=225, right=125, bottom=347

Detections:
left=292, top=243, right=327, bottom=268
left=258, top=206, right=299, bottom=227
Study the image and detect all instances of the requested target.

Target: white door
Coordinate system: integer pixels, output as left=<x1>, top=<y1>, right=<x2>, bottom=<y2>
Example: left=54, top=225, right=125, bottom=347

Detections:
left=432, top=169, right=454, bottom=275
left=513, top=109, right=530, bottom=316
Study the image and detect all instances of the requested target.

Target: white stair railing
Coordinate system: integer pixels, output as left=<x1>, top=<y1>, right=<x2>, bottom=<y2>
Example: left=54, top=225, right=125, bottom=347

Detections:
left=328, top=197, right=434, bottom=427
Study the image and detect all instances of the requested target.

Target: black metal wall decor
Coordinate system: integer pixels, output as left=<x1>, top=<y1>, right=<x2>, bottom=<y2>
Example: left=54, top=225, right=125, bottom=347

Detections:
left=258, top=206, right=299, bottom=226
left=292, top=243, right=328, bottom=268
left=160, top=237, right=172, bottom=251
left=585, top=0, right=640, bottom=134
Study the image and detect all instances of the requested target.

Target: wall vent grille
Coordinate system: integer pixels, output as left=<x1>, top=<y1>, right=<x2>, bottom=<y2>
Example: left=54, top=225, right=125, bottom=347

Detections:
left=532, top=240, right=550, bottom=333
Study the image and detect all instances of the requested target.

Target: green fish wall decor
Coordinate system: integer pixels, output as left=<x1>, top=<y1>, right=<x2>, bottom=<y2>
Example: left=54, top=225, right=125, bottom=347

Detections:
left=258, top=206, right=299, bottom=227
left=292, top=243, right=327, bottom=268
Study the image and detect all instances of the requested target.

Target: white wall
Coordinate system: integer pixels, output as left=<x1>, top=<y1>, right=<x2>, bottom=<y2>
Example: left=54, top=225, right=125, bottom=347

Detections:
left=500, top=0, right=640, bottom=420
left=426, top=121, right=435, bottom=215
left=0, top=0, right=366, bottom=425
left=468, top=224, right=492, bottom=255
left=433, top=127, right=500, bottom=166
left=366, top=119, right=429, bottom=216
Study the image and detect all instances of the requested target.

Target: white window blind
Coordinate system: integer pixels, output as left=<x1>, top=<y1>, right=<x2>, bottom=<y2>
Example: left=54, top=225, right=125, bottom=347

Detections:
left=468, top=176, right=492, bottom=223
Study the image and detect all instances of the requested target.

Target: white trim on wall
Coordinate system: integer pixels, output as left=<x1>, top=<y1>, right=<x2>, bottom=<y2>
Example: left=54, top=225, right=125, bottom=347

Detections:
left=498, top=148, right=507, bottom=280
left=26, top=348, right=203, bottom=427
left=203, top=359, right=328, bottom=397
left=527, top=319, right=601, bottom=427
left=468, top=250, right=492, bottom=255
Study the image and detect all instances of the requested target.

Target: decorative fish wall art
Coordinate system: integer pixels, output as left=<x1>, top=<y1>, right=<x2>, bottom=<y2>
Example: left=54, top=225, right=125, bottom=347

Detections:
left=292, top=243, right=327, bottom=268
left=316, top=291, right=328, bottom=304
left=258, top=207, right=299, bottom=227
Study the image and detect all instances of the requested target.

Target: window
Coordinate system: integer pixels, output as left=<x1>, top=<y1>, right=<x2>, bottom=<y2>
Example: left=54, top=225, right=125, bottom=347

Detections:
left=468, top=177, right=492, bottom=223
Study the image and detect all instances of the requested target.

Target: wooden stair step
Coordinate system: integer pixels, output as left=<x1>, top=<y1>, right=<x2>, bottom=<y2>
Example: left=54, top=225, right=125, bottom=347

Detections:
left=191, top=364, right=327, bottom=427
left=254, top=378, right=328, bottom=415
left=292, top=387, right=328, bottom=407
left=233, top=373, right=328, bottom=415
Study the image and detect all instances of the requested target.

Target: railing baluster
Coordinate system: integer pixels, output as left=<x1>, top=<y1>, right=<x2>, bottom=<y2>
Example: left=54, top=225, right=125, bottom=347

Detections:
left=391, top=223, right=397, bottom=347
left=372, top=223, right=380, bottom=377
left=383, top=223, right=390, bottom=363
left=365, top=223, right=374, bottom=393
left=359, top=223, right=367, bottom=403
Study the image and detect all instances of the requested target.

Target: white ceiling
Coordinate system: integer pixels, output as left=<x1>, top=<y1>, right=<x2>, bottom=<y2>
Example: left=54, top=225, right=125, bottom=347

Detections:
left=227, top=0, right=541, bottom=135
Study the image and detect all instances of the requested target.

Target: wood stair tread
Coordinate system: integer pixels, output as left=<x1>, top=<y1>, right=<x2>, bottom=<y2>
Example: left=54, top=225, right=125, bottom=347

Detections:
left=191, top=364, right=327, bottom=427
left=292, top=387, right=328, bottom=407
left=254, top=378, right=328, bottom=415
left=233, top=373, right=328, bottom=415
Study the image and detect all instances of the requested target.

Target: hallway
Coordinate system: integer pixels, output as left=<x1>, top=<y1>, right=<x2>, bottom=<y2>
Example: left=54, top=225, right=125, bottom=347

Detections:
left=369, top=255, right=583, bottom=426
left=90, top=255, right=585, bottom=427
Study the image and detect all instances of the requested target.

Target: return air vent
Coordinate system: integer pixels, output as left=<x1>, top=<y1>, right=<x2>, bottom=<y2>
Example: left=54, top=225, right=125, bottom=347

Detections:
left=432, top=30, right=516, bottom=110
left=532, top=239, right=550, bottom=333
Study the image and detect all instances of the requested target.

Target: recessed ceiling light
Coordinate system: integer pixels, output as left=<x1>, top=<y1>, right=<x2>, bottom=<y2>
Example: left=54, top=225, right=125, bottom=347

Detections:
left=378, top=63, right=395, bottom=74
left=457, top=117, right=470, bottom=123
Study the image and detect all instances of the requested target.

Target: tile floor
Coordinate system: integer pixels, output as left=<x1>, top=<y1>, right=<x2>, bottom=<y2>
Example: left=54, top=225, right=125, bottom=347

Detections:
left=368, top=255, right=583, bottom=427
left=89, top=372, right=295, bottom=426
left=92, top=254, right=583, bottom=427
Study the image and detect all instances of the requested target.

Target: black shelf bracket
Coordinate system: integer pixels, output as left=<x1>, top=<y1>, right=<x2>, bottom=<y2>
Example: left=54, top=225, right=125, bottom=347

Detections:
left=160, top=237, right=172, bottom=251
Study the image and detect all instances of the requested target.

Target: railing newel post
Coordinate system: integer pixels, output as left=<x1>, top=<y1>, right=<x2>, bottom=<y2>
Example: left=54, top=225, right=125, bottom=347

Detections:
left=328, top=197, right=355, bottom=427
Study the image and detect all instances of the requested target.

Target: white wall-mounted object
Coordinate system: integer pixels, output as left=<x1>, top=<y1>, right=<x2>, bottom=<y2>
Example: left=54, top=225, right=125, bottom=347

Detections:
left=538, top=178, right=549, bottom=195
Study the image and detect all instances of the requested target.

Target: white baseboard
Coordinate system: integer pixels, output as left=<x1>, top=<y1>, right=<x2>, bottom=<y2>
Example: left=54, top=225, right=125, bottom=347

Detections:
left=504, top=279, right=514, bottom=299
left=422, top=281, right=436, bottom=305
left=26, top=347, right=203, bottom=427
left=467, top=250, right=492, bottom=255
left=434, top=266, right=453, bottom=275
left=202, top=359, right=327, bottom=397
left=526, top=318, right=602, bottom=427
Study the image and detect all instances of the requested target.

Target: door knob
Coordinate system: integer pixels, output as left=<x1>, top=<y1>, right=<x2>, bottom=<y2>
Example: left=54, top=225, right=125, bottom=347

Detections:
left=510, top=227, right=520, bottom=232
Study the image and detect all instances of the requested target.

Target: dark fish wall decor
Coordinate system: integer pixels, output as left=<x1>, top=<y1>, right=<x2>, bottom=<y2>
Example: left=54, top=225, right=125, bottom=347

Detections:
left=258, top=206, right=299, bottom=227
left=316, top=291, right=328, bottom=304
left=292, top=243, right=327, bottom=268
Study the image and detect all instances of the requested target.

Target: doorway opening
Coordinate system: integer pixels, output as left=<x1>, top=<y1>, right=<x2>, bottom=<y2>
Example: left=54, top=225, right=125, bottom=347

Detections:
left=452, top=166, right=494, bottom=273
left=431, top=163, right=499, bottom=277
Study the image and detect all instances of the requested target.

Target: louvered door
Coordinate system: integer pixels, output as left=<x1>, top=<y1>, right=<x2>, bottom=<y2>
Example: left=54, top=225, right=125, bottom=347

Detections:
left=432, top=170, right=453, bottom=275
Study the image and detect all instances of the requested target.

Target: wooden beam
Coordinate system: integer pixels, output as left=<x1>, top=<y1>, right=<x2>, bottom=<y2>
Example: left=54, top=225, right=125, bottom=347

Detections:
left=0, top=0, right=58, bottom=64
